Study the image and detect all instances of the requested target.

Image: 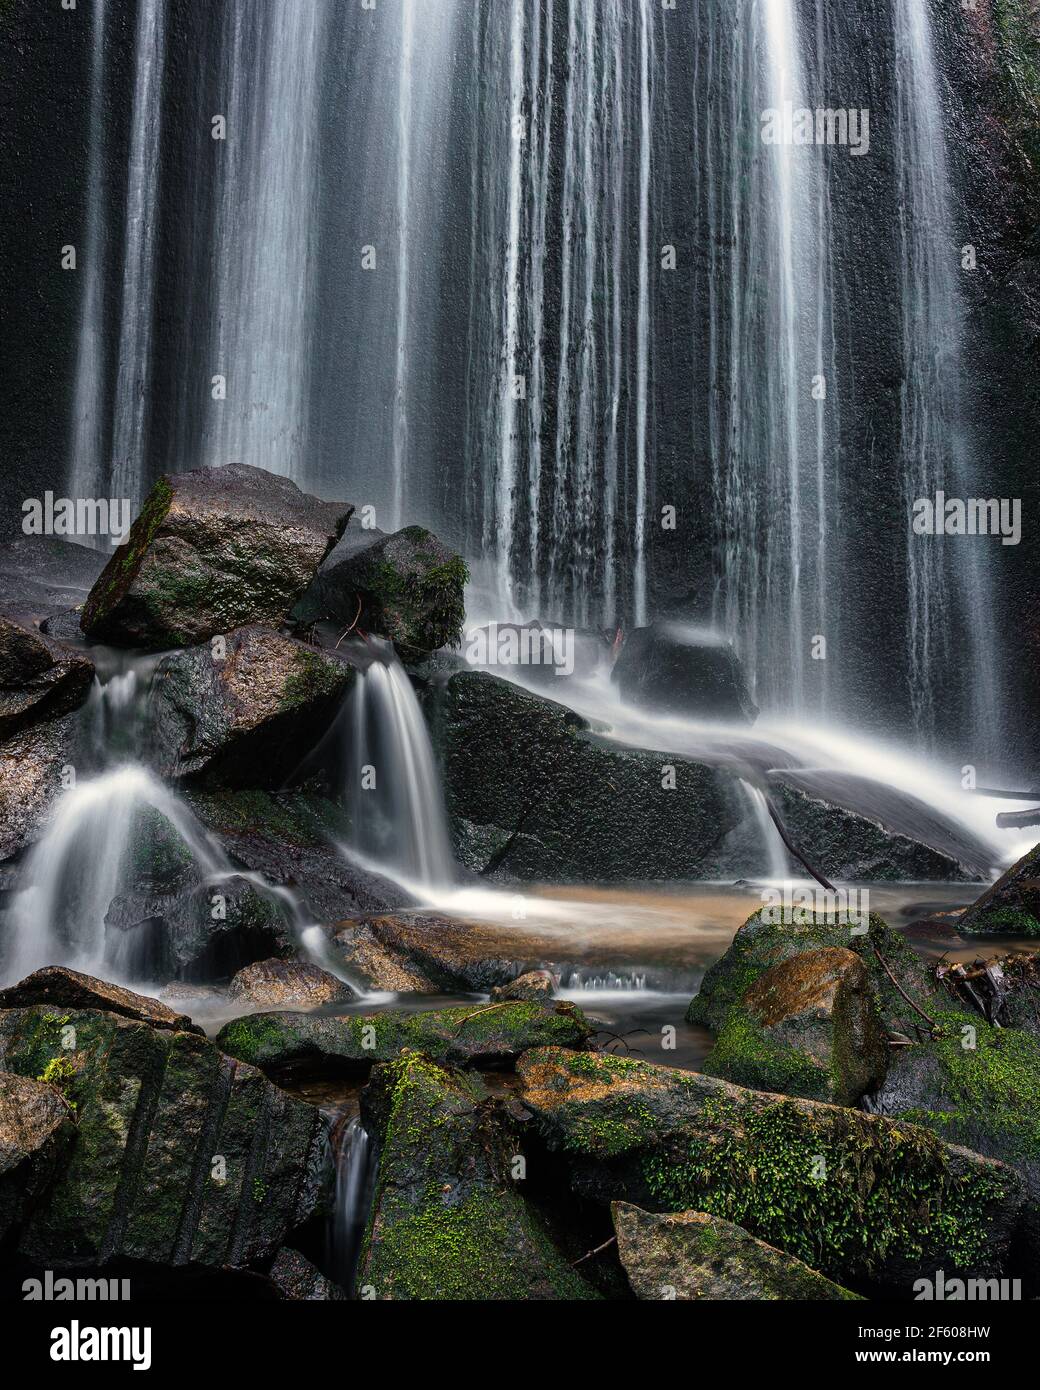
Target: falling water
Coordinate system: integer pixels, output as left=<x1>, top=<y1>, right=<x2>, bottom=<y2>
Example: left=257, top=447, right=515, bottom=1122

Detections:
left=345, top=647, right=456, bottom=889
left=894, top=0, right=999, bottom=759
left=202, top=0, right=328, bottom=482
left=66, top=0, right=110, bottom=517
left=328, top=1114, right=378, bottom=1295
left=110, top=0, right=167, bottom=515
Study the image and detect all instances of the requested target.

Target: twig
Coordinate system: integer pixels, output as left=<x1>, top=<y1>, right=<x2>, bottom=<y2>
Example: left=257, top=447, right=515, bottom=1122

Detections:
left=334, top=594, right=365, bottom=649
left=872, top=944, right=937, bottom=1030
left=571, top=1235, right=617, bottom=1268
left=763, top=796, right=836, bottom=892
left=450, top=1002, right=515, bottom=1036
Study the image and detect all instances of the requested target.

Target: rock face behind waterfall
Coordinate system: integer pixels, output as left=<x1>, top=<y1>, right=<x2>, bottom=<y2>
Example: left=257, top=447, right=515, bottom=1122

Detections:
left=80, top=464, right=353, bottom=649
left=0, top=987, right=327, bottom=1270
left=294, top=524, right=467, bottom=661
left=434, top=670, right=738, bottom=881
left=613, top=622, right=758, bottom=723
left=151, top=625, right=355, bottom=787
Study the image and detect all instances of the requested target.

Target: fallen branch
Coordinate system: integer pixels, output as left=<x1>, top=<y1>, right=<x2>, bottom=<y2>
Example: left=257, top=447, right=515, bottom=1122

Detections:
left=872, top=944, right=937, bottom=1031
left=763, top=796, right=837, bottom=893
left=571, top=1235, right=617, bottom=1268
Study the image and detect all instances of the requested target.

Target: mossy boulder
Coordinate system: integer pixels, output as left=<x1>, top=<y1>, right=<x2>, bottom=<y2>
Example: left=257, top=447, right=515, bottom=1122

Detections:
left=81, top=464, right=352, bottom=649
left=0, top=1071, right=75, bottom=1241
left=958, top=840, right=1040, bottom=937
left=357, top=1052, right=598, bottom=1299
left=434, top=670, right=739, bottom=881
left=151, top=625, right=354, bottom=788
left=0, top=613, right=94, bottom=739
left=0, top=967, right=201, bottom=1034
left=687, top=908, right=946, bottom=1040
left=612, top=1202, right=861, bottom=1300
left=295, top=525, right=467, bottom=661
left=0, top=1005, right=327, bottom=1268
left=216, top=1000, right=592, bottom=1079
left=517, top=1046, right=1024, bottom=1290
left=701, top=946, right=888, bottom=1106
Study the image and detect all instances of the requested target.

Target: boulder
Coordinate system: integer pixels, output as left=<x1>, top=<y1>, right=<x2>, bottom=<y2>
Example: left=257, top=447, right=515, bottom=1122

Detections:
left=463, top=620, right=612, bottom=687
left=294, top=524, right=467, bottom=662
left=492, top=970, right=556, bottom=1002
left=268, top=1247, right=346, bottom=1301
left=151, top=626, right=354, bottom=787
left=357, top=1052, right=598, bottom=1299
left=329, top=921, right=438, bottom=994
left=0, top=537, right=106, bottom=622
left=687, top=908, right=948, bottom=1041
left=700, top=946, right=888, bottom=1106
left=612, top=622, right=758, bottom=722
left=80, top=464, right=352, bottom=649
left=0, top=1072, right=75, bottom=1241
left=517, top=1047, right=1024, bottom=1289
left=334, top=913, right=540, bottom=993
left=957, top=839, right=1040, bottom=936
left=227, top=959, right=354, bottom=1009
left=0, top=710, right=83, bottom=863
left=216, top=1000, right=592, bottom=1079
left=612, top=1202, right=861, bottom=1300
left=0, top=967, right=201, bottom=1034
left=0, top=613, right=94, bottom=739
left=0, top=1004, right=327, bottom=1268
left=434, top=670, right=739, bottom=881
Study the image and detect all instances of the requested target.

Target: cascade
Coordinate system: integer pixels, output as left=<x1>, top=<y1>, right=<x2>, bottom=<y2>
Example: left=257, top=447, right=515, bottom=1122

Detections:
left=328, top=1114, right=378, bottom=1294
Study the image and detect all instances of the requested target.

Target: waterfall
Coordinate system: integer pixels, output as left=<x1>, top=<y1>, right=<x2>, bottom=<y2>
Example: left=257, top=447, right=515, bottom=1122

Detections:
left=328, top=1114, right=378, bottom=1295
left=110, top=0, right=167, bottom=515
left=894, top=0, right=999, bottom=759
left=202, top=0, right=328, bottom=482
left=66, top=0, right=110, bottom=518
left=345, top=647, right=456, bottom=890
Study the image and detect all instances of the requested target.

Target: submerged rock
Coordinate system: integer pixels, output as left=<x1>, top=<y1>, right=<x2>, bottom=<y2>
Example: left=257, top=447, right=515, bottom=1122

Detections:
left=957, top=839, right=1040, bottom=936
left=700, top=945, right=888, bottom=1106
left=151, top=625, right=354, bottom=787
left=0, top=613, right=94, bottom=739
left=294, top=524, right=467, bottom=661
left=81, top=463, right=352, bottom=649
left=0, top=1004, right=327, bottom=1268
left=434, top=670, right=739, bottom=881
left=216, top=1000, right=592, bottom=1078
left=612, top=622, right=758, bottom=722
left=612, top=1202, right=861, bottom=1300
left=0, top=1071, right=75, bottom=1241
left=227, top=958, right=354, bottom=1009
left=358, top=1052, right=598, bottom=1299
left=0, top=967, right=201, bottom=1034
left=517, top=1046, right=1024, bottom=1289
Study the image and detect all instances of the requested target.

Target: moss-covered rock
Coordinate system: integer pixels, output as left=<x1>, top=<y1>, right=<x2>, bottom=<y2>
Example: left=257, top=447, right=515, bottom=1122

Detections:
left=612, top=1202, right=861, bottom=1300
left=958, top=839, right=1040, bottom=936
left=81, top=464, right=352, bottom=649
left=0, top=1005, right=327, bottom=1268
left=701, top=946, right=888, bottom=1106
left=0, top=967, right=201, bottom=1034
left=357, top=1052, right=598, bottom=1299
left=216, top=1000, right=592, bottom=1078
left=151, top=625, right=354, bottom=788
left=295, top=525, right=467, bottom=661
left=434, top=670, right=739, bottom=881
left=0, top=1071, right=75, bottom=1241
left=517, top=1046, right=1024, bottom=1290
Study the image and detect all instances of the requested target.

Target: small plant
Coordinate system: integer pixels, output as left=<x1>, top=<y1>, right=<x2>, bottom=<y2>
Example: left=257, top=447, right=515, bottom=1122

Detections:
left=38, top=1055, right=78, bottom=1112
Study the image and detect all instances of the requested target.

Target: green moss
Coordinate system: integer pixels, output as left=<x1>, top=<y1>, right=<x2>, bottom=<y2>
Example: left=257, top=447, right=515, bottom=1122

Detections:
left=702, top=1006, right=828, bottom=1100
left=969, top=907, right=1040, bottom=937
left=279, top=649, right=351, bottom=711
left=995, top=0, right=1040, bottom=174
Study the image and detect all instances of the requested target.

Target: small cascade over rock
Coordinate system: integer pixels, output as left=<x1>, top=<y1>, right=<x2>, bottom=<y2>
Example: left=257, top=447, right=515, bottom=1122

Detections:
left=327, top=1113, right=378, bottom=1296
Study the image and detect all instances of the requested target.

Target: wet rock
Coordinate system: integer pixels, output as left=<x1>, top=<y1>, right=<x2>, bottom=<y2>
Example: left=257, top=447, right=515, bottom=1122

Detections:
left=612, top=622, right=758, bottom=722
left=0, top=1005, right=327, bottom=1268
left=357, top=1052, right=598, bottom=1299
left=957, top=840, right=1040, bottom=936
left=612, top=1202, right=861, bottom=1301
left=492, top=970, right=556, bottom=1002
left=434, top=670, right=739, bottom=881
left=0, top=613, right=94, bottom=739
left=329, top=921, right=438, bottom=994
left=0, top=709, right=82, bottom=862
left=81, top=464, right=352, bottom=649
left=463, top=620, right=612, bottom=687
left=700, top=946, right=888, bottom=1106
left=0, top=537, right=106, bottom=621
left=215, top=1000, right=592, bottom=1078
left=0, top=1072, right=75, bottom=1241
left=687, top=908, right=948, bottom=1041
left=268, top=1247, right=346, bottom=1301
left=337, top=913, right=546, bottom=993
left=517, top=1046, right=1024, bottom=1290
left=186, top=790, right=407, bottom=925
left=151, top=626, right=354, bottom=787
left=0, top=967, right=202, bottom=1034
left=227, top=959, right=354, bottom=1009
left=294, top=524, right=466, bottom=662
